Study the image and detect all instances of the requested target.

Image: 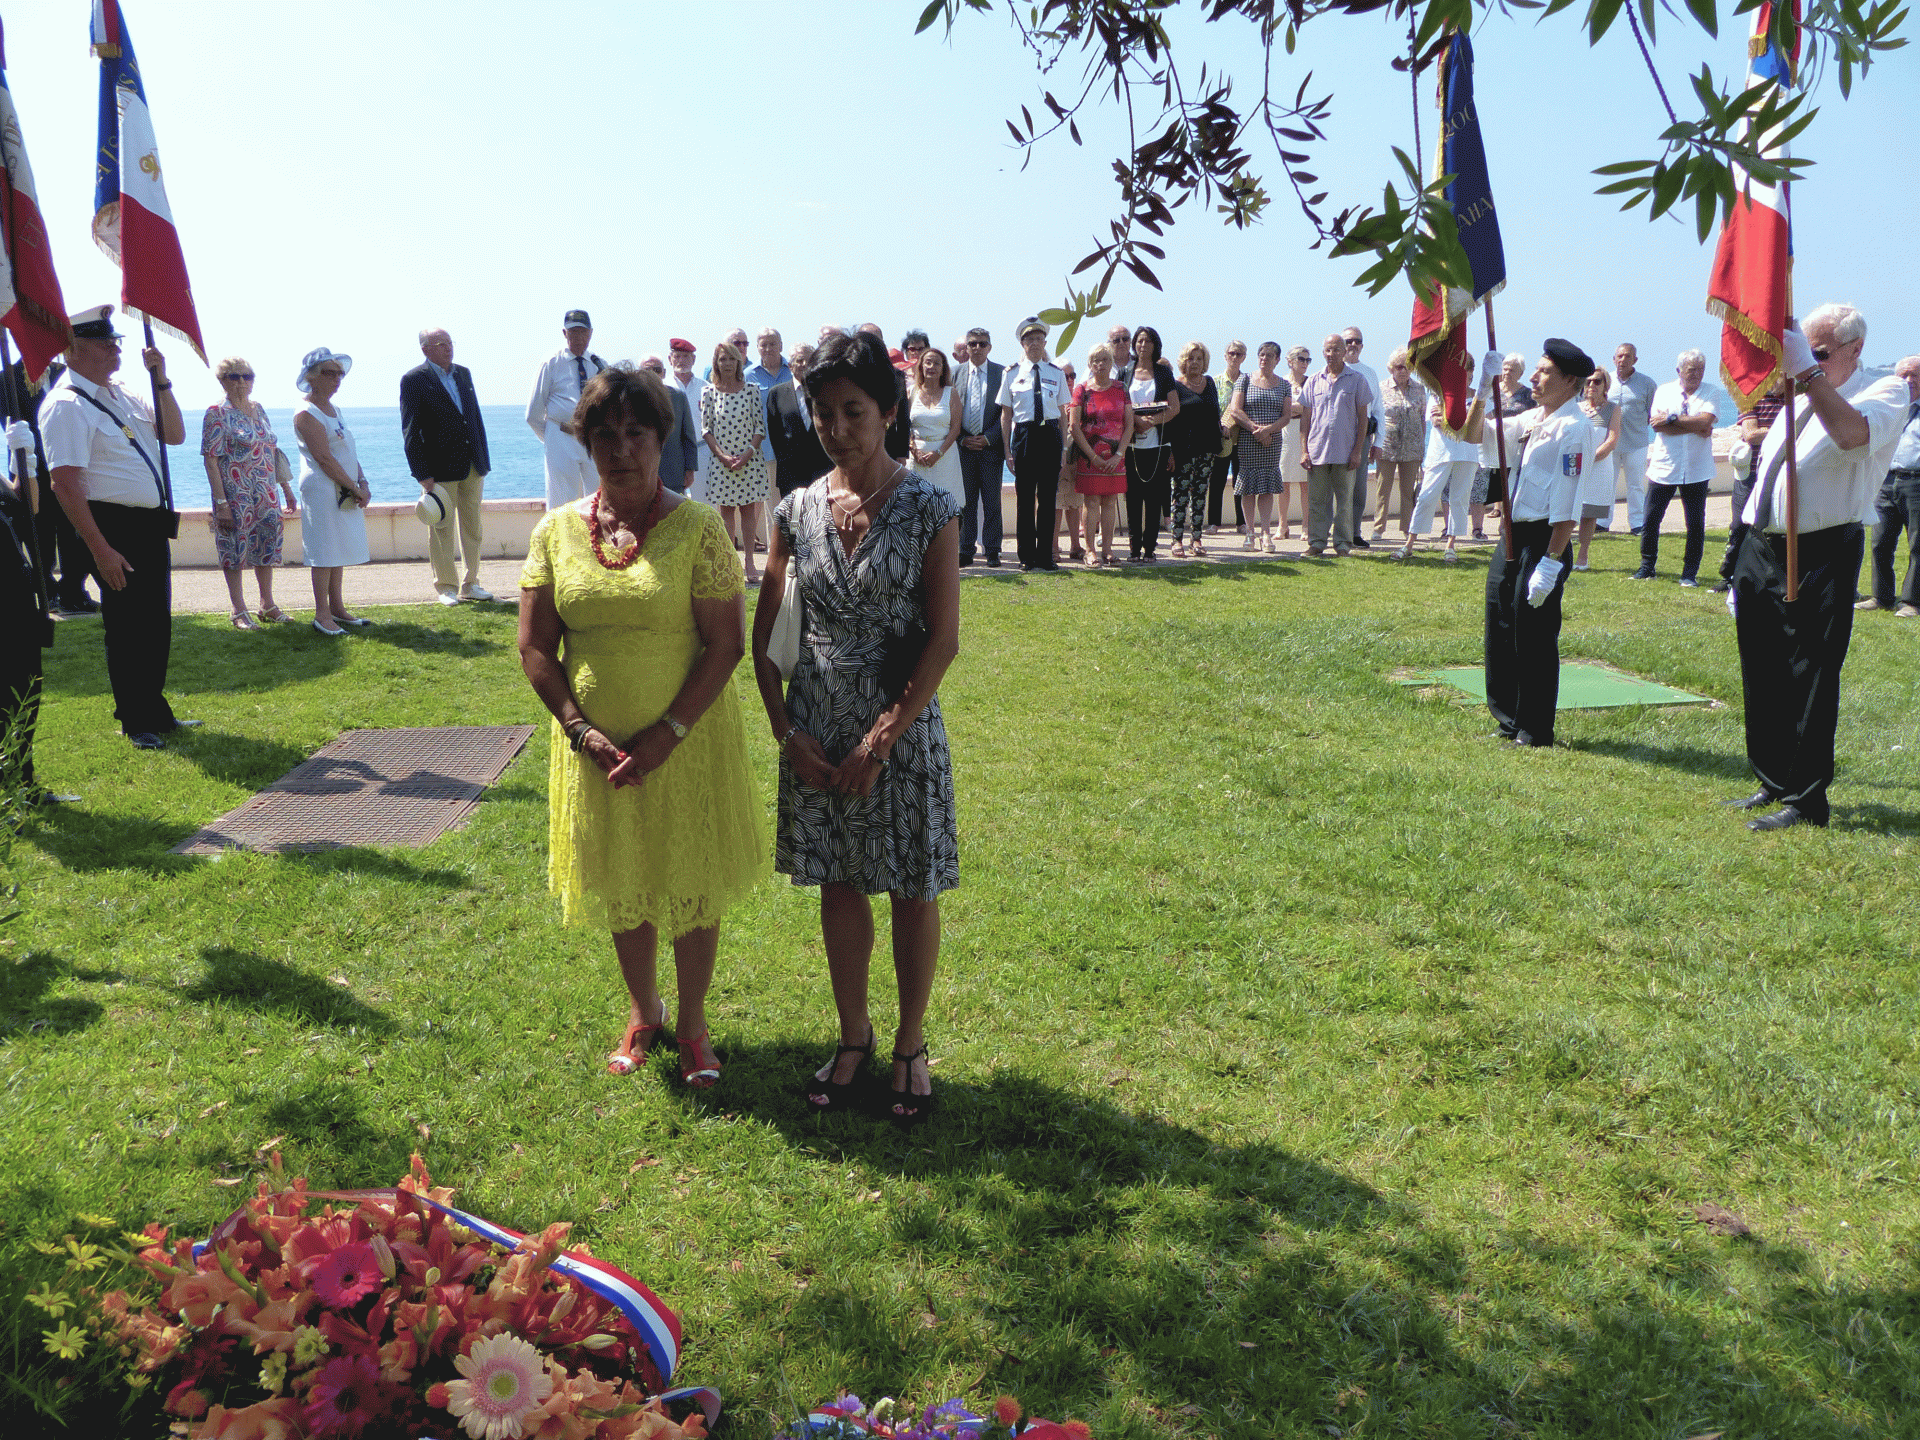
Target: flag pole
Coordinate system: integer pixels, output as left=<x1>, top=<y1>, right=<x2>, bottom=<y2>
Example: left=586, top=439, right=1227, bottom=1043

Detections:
left=1782, top=371, right=1798, bottom=600
left=1484, top=297, right=1513, bottom=561
left=137, top=315, right=175, bottom=513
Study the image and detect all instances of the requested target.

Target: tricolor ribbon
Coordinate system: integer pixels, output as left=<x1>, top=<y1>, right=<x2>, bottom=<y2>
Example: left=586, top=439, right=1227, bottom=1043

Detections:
left=194, top=1188, right=721, bottom=1426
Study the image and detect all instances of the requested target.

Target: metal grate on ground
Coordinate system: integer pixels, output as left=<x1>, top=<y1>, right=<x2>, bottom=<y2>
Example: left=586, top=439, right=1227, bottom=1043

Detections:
left=171, top=725, right=536, bottom=856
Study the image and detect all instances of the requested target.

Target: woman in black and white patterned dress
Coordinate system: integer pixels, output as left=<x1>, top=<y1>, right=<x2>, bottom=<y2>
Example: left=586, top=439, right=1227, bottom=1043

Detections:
left=750, top=330, right=960, bottom=1126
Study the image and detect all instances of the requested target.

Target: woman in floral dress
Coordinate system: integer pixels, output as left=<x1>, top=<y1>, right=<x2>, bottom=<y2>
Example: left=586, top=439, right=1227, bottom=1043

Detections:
left=751, top=330, right=960, bottom=1127
left=202, top=357, right=296, bottom=628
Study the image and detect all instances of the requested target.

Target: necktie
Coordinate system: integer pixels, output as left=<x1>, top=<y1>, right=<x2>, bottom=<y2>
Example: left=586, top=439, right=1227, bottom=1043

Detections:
left=575, top=356, right=587, bottom=396
left=1033, top=365, right=1046, bottom=424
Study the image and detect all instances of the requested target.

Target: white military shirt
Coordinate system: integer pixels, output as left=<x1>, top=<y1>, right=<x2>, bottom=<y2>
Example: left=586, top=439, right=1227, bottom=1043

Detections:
left=1742, top=369, right=1909, bottom=534
left=1508, top=395, right=1593, bottom=524
left=996, top=359, right=1066, bottom=424
left=525, top=348, right=608, bottom=438
left=38, top=374, right=167, bottom=508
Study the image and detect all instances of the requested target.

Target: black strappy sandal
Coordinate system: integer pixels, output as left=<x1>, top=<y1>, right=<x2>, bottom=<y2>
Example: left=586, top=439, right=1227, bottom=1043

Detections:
left=889, top=1041, right=936, bottom=1128
left=802, top=1027, right=875, bottom=1112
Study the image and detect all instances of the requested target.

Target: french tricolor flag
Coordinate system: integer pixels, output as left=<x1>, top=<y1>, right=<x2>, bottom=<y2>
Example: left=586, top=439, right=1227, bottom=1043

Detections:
left=1706, top=2, right=1798, bottom=412
left=0, top=22, right=73, bottom=381
left=89, top=0, right=204, bottom=361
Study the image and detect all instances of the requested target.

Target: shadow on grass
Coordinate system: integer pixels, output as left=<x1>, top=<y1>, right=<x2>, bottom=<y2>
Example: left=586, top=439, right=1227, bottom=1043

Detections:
left=354, top=620, right=505, bottom=658
left=1831, top=800, right=1920, bottom=837
left=0, top=952, right=108, bottom=1039
left=181, top=946, right=396, bottom=1033
left=657, top=1046, right=1914, bottom=1437
left=1565, top=735, right=1749, bottom=780
left=43, top=616, right=354, bottom=701
left=24, top=807, right=201, bottom=875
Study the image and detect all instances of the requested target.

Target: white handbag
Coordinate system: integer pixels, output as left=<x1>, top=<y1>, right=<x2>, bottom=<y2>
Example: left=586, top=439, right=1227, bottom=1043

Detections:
left=770, top=566, right=802, bottom=680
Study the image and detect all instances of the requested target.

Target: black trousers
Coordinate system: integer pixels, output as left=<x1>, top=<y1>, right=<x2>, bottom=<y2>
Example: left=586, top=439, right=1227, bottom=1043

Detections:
left=90, top=502, right=176, bottom=735
left=0, top=494, right=49, bottom=787
left=1125, top=445, right=1172, bottom=558
left=1639, top=481, right=1707, bottom=579
left=1484, top=519, right=1572, bottom=747
left=1207, top=452, right=1245, bottom=529
left=1733, top=523, right=1863, bottom=824
left=34, top=468, right=96, bottom=606
left=1867, top=469, right=1920, bottom=607
left=958, top=443, right=1005, bottom=561
left=1010, top=422, right=1061, bottom=567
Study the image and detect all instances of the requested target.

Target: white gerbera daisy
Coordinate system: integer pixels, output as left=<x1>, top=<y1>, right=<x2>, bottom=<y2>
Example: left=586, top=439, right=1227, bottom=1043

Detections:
left=442, top=1332, right=553, bottom=1440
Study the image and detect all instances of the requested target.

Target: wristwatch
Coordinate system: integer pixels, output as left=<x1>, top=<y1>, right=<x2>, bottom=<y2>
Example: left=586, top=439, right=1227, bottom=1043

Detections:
left=661, top=713, right=688, bottom=741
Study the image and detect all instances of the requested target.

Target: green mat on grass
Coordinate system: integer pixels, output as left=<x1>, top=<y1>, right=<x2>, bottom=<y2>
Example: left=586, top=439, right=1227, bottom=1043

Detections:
left=1402, top=662, right=1712, bottom=708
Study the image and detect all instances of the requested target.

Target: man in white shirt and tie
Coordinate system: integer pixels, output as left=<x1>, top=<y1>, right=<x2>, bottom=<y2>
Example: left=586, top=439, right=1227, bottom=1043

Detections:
left=954, top=327, right=1006, bottom=566
left=997, top=318, right=1069, bottom=572
left=524, top=309, right=606, bottom=510
left=1730, top=304, right=1909, bottom=831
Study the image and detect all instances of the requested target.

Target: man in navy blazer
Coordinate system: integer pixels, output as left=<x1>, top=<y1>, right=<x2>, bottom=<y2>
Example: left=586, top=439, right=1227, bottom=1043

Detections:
left=400, top=328, right=493, bottom=604
left=767, top=342, right=831, bottom=497
left=954, top=327, right=1007, bottom=565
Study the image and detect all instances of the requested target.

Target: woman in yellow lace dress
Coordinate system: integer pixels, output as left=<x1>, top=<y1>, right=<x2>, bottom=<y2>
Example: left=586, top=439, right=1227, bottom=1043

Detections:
left=519, top=367, right=768, bottom=1088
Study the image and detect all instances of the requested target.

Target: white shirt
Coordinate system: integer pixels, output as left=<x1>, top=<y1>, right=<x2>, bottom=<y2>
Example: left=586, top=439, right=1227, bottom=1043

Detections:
left=1646, top=379, right=1723, bottom=485
left=1608, top=370, right=1658, bottom=449
left=1742, top=369, right=1910, bottom=534
left=1128, top=370, right=1161, bottom=448
left=38, top=374, right=167, bottom=508
left=1508, top=395, right=1593, bottom=524
left=997, top=359, right=1065, bottom=425
left=525, top=348, right=606, bottom=438
left=1424, top=410, right=1479, bottom=465
left=1348, top=358, right=1383, bottom=422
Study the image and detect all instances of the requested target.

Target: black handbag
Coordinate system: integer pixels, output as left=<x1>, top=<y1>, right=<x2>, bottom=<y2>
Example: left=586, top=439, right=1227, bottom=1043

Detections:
left=876, top=621, right=929, bottom=702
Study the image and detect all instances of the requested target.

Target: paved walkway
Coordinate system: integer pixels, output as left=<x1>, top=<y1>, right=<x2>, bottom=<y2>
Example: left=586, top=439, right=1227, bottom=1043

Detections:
left=151, top=494, right=1741, bottom=616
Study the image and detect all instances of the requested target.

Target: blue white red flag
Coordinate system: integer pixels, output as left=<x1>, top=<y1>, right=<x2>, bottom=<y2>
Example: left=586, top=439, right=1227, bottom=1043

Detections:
left=1706, top=2, right=1798, bottom=411
left=1408, top=32, right=1506, bottom=435
left=0, top=22, right=73, bottom=381
left=89, top=0, right=204, bottom=361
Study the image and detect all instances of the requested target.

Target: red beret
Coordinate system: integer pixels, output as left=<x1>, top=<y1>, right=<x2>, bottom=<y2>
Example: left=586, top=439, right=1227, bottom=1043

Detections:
left=668, top=337, right=696, bottom=353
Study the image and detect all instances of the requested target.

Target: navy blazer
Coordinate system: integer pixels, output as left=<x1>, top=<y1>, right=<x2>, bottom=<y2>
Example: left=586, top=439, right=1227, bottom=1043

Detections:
left=659, top=384, right=701, bottom=492
left=767, top=379, right=831, bottom=494
left=400, top=361, right=491, bottom=485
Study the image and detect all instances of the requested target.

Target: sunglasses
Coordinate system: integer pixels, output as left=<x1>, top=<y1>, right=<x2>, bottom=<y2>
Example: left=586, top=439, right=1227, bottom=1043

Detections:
left=967, top=341, right=989, bottom=349
left=316, top=368, right=344, bottom=379
left=223, top=371, right=255, bottom=381
left=1811, top=346, right=1831, bottom=361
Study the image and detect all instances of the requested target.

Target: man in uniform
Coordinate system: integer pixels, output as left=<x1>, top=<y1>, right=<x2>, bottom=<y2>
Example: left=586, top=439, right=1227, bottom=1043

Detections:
left=524, top=309, right=607, bottom=510
left=39, top=306, right=190, bottom=750
left=0, top=417, right=54, bottom=793
left=1856, top=354, right=1920, bottom=617
left=1730, top=304, right=1909, bottom=831
left=1607, top=343, right=1657, bottom=535
left=997, top=317, right=1069, bottom=572
left=1484, top=339, right=1595, bottom=749
left=401, top=328, right=493, bottom=604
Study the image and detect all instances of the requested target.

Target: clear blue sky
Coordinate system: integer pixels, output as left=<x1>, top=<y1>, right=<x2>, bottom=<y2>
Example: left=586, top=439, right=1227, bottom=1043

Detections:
left=4, top=0, right=1914, bottom=420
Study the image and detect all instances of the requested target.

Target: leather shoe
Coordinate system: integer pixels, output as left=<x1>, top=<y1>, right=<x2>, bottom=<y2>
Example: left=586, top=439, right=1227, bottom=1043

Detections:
left=128, top=732, right=165, bottom=751
left=1749, top=806, right=1823, bottom=832
left=1898, top=604, right=1920, bottom=619
left=1723, top=790, right=1774, bottom=810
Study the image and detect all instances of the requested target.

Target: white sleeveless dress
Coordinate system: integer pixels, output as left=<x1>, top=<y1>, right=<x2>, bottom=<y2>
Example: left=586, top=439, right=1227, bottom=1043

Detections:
left=296, top=400, right=370, bottom=567
left=906, top=385, right=964, bottom=506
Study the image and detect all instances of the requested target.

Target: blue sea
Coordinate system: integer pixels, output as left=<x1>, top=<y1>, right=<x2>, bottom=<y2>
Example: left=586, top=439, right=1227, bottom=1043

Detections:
left=164, top=405, right=546, bottom=511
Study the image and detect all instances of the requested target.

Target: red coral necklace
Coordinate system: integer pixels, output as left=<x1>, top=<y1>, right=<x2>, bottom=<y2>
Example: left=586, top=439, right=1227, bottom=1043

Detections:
left=587, top=483, right=665, bottom=570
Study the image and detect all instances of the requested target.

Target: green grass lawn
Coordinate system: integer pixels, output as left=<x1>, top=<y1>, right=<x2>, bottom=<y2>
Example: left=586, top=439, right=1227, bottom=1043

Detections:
left=4, top=536, right=1918, bottom=1438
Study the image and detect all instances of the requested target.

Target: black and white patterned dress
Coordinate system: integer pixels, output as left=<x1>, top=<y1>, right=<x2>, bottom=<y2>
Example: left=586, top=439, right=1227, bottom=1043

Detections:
left=773, top=474, right=961, bottom=899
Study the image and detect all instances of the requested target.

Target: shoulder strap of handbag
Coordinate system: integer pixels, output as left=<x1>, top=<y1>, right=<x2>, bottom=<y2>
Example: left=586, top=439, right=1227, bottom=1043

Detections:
left=1749, top=394, right=1821, bottom=532
left=68, top=382, right=168, bottom=507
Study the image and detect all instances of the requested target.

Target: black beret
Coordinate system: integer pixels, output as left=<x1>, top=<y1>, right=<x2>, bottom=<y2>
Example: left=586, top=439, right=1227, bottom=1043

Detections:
left=1543, top=337, right=1594, bottom=380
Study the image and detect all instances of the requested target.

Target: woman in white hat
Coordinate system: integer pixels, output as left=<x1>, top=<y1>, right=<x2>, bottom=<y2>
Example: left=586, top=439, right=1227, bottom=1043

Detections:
left=292, top=347, right=372, bottom=635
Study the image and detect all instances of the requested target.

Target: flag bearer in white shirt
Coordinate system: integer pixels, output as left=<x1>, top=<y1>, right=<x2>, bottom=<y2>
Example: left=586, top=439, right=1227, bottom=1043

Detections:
left=525, top=310, right=607, bottom=510
left=1728, top=304, right=1909, bottom=832
left=1484, top=339, right=1594, bottom=749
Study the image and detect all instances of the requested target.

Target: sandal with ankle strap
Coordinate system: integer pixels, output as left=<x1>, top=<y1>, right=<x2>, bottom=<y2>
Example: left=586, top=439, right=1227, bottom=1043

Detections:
left=606, top=1003, right=670, bottom=1076
left=802, top=1027, right=874, bottom=1111
left=889, top=1041, right=936, bottom=1127
left=677, top=1029, right=722, bottom=1089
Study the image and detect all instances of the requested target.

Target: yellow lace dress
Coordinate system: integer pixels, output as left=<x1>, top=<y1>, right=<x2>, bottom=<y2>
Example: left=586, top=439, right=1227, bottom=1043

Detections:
left=521, top=498, right=769, bottom=936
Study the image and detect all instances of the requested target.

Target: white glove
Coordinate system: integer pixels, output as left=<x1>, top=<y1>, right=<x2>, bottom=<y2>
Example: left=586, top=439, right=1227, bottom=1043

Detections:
left=1526, top=556, right=1564, bottom=607
left=1780, top=320, right=1816, bottom=380
left=1479, top=350, right=1503, bottom=387
left=4, top=420, right=30, bottom=453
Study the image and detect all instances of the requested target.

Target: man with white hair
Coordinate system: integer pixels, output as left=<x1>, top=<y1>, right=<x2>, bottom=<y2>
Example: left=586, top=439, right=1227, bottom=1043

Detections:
left=1608, top=343, right=1658, bottom=533
left=1857, top=354, right=1920, bottom=617
left=524, top=309, right=606, bottom=510
left=1729, top=303, right=1909, bottom=831
left=1632, top=347, right=1722, bottom=586
left=746, top=328, right=790, bottom=503
left=1341, top=327, right=1381, bottom=545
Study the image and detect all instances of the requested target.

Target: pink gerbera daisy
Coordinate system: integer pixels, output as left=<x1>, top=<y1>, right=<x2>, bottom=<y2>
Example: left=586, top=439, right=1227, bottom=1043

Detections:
left=442, top=1332, right=553, bottom=1440
left=310, top=1242, right=384, bottom=1310
left=304, top=1353, right=385, bottom=1438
